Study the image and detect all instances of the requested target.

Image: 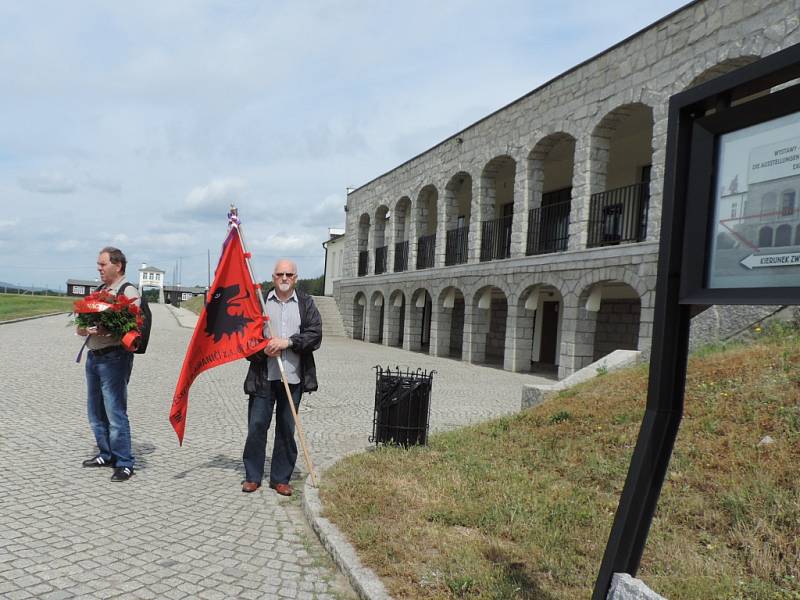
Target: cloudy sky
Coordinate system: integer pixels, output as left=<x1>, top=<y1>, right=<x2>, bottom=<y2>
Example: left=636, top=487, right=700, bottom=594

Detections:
left=0, top=0, right=688, bottom=290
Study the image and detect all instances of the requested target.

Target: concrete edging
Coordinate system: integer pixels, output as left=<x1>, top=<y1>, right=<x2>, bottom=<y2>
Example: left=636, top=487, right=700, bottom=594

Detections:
left=0, top=311, right=69, bottom=326
left=302, top=460, right=393, bottom=600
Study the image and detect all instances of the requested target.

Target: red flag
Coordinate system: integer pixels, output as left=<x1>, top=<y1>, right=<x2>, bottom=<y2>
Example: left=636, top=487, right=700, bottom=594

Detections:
left=170, top=228, right=268, bottom=444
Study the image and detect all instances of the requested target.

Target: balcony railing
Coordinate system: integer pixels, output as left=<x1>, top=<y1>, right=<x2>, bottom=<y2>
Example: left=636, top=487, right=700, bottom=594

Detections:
left=445, top=225, right=469, bottom=266
left=526, top=199, right=570, bottom=255
left=394, top=240, right=409, bottom=272
left=374, top=246, right=387, bottom=275
left=587, top=182, right=649, bottom=248
left=358, top=250, right=368, bottom=277
left=416, top=234, right=436, bottom=269
left=480, top=215, right=512, bottom=261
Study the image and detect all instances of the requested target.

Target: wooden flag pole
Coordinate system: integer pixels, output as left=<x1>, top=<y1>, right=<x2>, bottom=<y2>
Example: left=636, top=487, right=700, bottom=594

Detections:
left=228, top=207, right=318, bottom=487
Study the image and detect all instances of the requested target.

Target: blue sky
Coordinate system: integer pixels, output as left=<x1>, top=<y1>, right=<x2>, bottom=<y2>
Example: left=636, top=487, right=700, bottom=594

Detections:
left=0, top=0, right=688, bottom=289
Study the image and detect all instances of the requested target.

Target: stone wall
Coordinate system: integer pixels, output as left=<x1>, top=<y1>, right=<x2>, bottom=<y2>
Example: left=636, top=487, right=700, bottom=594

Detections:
left=594, top=299, right=642, bottom=361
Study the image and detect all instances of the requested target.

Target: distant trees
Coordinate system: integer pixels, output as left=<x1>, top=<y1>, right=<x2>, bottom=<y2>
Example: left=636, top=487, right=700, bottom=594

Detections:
left=259, top=275, right=324, bottom=296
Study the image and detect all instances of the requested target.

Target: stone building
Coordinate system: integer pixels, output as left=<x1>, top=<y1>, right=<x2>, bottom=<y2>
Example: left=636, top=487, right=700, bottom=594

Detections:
left=334, top=0, right=800, bottom=379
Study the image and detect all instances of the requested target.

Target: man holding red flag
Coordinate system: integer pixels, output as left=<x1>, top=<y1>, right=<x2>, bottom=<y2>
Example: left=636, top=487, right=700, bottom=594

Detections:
left=170, top=229, right=268, bottom=444
left=241, top=259, right=322, bottom=496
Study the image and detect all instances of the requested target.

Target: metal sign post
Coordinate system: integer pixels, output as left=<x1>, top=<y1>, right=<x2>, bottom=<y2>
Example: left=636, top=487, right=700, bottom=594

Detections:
left=593, top=43, right=800, bottom=598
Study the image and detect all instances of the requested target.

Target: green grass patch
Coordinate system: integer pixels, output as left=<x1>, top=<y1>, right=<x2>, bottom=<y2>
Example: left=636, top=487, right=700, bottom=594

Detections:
left=181, top=295, right=205, bottom=315
left=0, top=293, right=75, bottom=321
left=321, top=324, right=800, bottom=599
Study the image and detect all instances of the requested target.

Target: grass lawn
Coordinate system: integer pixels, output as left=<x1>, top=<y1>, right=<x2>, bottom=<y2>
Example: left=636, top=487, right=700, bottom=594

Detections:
left=0, top=293, right=75, bottom=321
left=321, top=321, right=800, bottom=599
left=181, top=295, right=205, bottom=315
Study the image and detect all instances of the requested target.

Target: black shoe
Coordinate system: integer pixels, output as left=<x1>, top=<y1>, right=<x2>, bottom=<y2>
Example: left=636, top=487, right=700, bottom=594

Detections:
left=82, top=456, right=113, bottom=468
left=111, top=467, right=134, bottom=482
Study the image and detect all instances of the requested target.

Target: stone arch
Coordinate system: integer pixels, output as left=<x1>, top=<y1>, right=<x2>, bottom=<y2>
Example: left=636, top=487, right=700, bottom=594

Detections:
left=469, top=285, right=508, bottom=367
left=373, top=205, right=390, bottom=274
left=479, top=155, right=516, bottom=261
left=684, top=56, right=761, bottom=91
left=357, top=213, right=370, bottom=277
left=393, top=196, right=412, bottom=272
left=352, top=291, right=367, bottom=340
left=512, top=283, right=565, bottom=374
left=415, top=185, right=438, bottom=270
left=775, top=224, right=792, bottom=247
left=386, top=289, right=406, bottom=347
left=527, top=132, right=576, bottom=255
left=577, top=281, right=642, bottom=364
left=758, top=226, right=774, bottom=248
left=434, top=286, right=466, bottom=359
left=588, top=103, right=653, bottom=248
left=444, top=173, right=472, bottom=266
left=573, top=266, right=650, bottom=305
left=366, top=290, right=385, bottom=343
left=408, top=287, right=433, bottom=352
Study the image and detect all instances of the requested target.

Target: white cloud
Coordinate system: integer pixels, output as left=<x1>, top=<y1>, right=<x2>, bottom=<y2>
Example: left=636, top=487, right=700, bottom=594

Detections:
left=174, top=177, right=248, bottom=221
left=0, top=219, right=19, bottom=230
left=142, top=232, right=196, bottom=249
left=56, top=239, right=83, bottom=251
left=17, top=173, right=76, bottom=194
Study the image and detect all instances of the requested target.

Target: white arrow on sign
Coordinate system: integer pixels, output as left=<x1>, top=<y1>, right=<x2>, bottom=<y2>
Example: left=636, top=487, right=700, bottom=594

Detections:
left=740, top=252, right=800, bottom=270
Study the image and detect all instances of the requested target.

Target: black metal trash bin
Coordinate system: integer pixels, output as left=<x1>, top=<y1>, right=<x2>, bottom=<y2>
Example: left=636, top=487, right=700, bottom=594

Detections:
left=370, top=366, right=435, bottom=447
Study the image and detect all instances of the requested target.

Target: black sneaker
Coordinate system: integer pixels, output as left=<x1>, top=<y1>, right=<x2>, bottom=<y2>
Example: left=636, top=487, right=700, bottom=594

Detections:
left=110, top=467, right=134, bottom=482
left=82, top=456, right=113, bottom=468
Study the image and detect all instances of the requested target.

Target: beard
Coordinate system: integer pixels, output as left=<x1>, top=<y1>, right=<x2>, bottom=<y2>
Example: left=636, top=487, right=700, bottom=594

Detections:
left=278, top=282, right=292, bottom=293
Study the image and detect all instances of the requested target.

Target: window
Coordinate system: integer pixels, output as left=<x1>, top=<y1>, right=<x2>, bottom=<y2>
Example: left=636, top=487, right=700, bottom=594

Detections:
left=730, top=202, right=738, bottom=218
left=182, top=292, right=192, bottom=300
left=781, top=190, right=796, bottom=217
left=74, top=285, right=85, bottom=295
left=761, top=192, right=777, bottom=218
left=775, top=224, right=792, bottom=246
left=758, top=226, right=773, bottom=248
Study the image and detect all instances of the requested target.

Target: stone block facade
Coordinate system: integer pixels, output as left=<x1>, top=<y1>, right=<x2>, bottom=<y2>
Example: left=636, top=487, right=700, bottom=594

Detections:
left=334, top=0, right=800, bottom=378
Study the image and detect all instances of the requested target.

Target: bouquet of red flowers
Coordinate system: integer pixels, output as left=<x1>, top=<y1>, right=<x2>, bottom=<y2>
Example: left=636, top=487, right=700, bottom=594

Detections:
left=73, top=289, right=144, bottom=351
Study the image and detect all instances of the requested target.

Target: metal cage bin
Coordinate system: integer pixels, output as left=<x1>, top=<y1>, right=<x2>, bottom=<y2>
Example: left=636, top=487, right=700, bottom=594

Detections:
left=370, top=366, right=435, bottom=447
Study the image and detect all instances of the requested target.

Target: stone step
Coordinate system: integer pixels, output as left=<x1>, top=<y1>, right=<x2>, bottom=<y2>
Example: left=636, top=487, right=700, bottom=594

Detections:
left=312, top=295, right=346, bottom=337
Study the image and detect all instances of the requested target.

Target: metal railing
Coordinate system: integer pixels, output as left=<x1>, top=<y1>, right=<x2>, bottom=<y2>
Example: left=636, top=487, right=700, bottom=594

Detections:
left=480, top=215, right=512, bottom=261
left=587, top=182, right=649, bottom=248
left=416, top=234, right=436, bottom=269
left=394, top=241, right=409, bottom=272
left=358, top=250, right=368, bottom=277
left=444, top=226, right=469, bottom=265
left=526, top=199, right=570, bottom=255
left=374, top=246, right=387, bottom=275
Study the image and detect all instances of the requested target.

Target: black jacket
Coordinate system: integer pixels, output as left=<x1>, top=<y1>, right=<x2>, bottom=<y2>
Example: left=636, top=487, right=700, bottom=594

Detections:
left=244, top=289, right=322, bottom=395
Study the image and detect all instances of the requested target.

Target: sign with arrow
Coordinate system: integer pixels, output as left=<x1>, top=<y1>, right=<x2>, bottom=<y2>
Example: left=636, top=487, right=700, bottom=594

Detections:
left=740, top=252, right=800, bottom=269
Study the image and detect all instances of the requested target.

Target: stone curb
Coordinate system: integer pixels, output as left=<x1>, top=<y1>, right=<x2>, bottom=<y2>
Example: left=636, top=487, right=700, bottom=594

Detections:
left=164, top=304, right=199, bottom=329
left=302, top=459, right=393, bottom=600
left=0, top=311, right=69, bottom=325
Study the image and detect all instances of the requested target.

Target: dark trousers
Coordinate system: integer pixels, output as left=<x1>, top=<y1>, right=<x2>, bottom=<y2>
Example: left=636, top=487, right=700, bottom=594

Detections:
left=242, top=381, right=302, bottom=485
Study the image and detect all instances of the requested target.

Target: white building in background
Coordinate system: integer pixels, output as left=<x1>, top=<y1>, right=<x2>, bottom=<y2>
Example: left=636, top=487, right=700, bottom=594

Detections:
left=138, top=263, right=165, bottom=304
left=323, top=229, right=346, bottom=297
left=332, top=0, right=800, bottom=379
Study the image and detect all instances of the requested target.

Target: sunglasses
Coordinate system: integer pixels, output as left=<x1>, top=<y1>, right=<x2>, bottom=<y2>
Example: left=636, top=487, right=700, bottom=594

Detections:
left=273, top=272, right=295, bottom=278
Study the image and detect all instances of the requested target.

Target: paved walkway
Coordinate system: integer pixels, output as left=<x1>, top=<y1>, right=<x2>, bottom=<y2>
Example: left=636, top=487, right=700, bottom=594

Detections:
left=0, top=304, right=553, bottom=599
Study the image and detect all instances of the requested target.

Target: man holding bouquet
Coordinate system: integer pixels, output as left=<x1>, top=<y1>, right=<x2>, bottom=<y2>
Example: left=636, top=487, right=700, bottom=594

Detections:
left=76, top=247, right=139, bottom=482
